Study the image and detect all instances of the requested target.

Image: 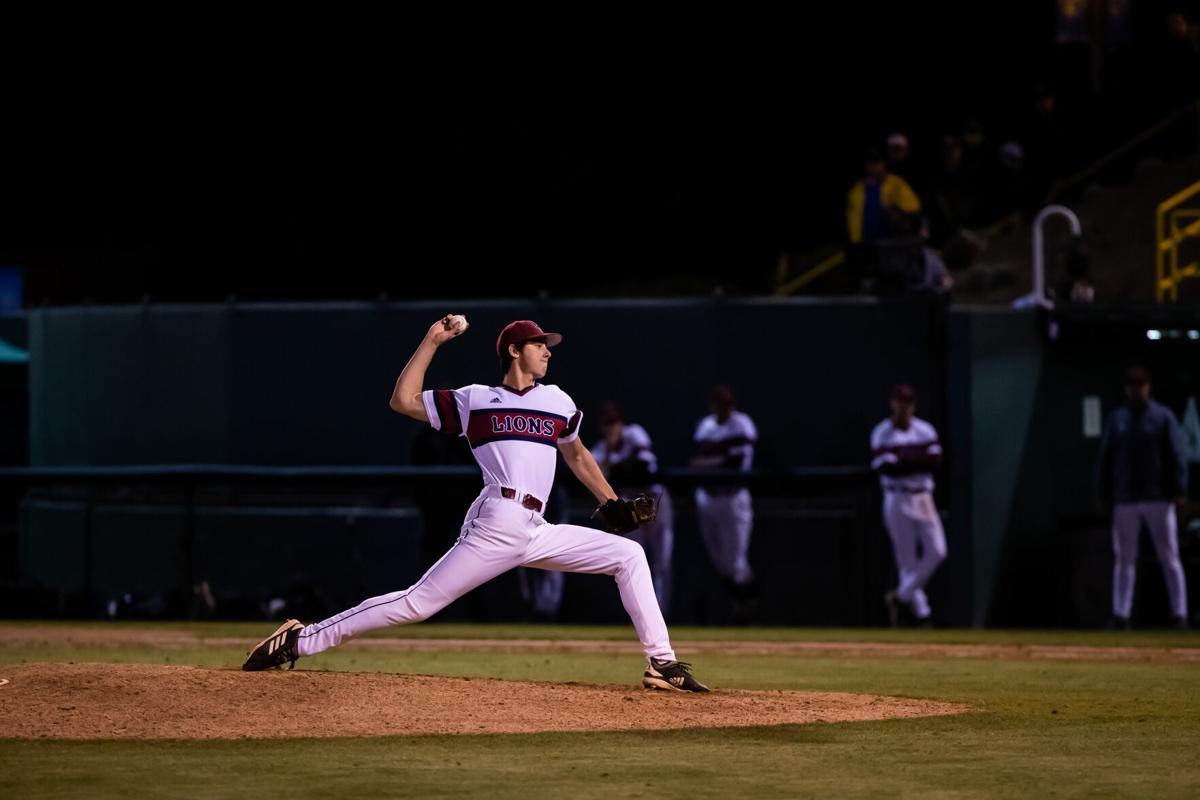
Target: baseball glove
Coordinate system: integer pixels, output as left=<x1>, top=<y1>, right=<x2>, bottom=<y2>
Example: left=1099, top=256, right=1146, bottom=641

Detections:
left=592, top=493, right=657, bottom=534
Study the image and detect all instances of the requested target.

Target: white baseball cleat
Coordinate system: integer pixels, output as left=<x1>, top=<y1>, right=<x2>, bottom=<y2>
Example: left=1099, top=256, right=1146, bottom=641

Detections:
left=242, top=619, right=304, bottom=671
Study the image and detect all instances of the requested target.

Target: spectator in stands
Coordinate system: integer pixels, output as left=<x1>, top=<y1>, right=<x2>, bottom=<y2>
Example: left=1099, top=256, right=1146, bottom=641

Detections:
left=847, top=149, right=922, bottom=291
left=884, top=132, right=915, bottom=184
left=846, top=148, right=922, bottom=248
left=1161, top=11, right=1200, bottom=155
left=917, top=218, right=953, bottom=294
left=870, top=217, right=952, bottom=298
left=940, top=231, right=980, bottom=275
left=993, top=141, right=1034, bottom=218
left=961, top=118, right=992, bottom=194
left=1053, top=242, right=1095, bottom=305
left=1164, top=11, right=1200, bottom=97
left=927, top=136, right=976, bottom=244
left=1023, top=84, right=1066, bottom=204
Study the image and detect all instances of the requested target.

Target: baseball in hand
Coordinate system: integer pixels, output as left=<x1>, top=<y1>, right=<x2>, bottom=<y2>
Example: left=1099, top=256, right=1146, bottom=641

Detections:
left=444, top=314, right=468, bottom=334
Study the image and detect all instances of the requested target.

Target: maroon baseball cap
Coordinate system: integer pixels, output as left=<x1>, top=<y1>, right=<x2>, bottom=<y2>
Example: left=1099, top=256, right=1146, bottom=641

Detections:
left=496, top=320, right=563, bottom=357
left=890, top=383, right=916, bottom=403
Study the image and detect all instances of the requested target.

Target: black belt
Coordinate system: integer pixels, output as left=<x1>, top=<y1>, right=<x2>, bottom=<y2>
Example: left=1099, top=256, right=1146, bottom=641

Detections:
left=500, top=487, right=543, bottom=512
left=886, top=485, right=929, bottom=494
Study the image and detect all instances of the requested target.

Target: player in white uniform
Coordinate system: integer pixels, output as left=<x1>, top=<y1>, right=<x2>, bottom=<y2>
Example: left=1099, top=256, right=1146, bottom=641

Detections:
left=244, top=316, right=708, bottom=692
left=691, top=385, right=757, bottom=620
left=590, top=402, right=674, bottom=616
left=870, top=384, right=947, bottom=627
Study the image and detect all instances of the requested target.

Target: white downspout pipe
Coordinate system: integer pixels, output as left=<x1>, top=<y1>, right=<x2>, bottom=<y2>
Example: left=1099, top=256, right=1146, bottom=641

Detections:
left=1013, top=204, right=1082, bottom=310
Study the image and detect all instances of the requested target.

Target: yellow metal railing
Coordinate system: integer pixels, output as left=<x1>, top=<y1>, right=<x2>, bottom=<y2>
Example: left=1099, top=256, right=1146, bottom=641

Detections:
left=774, top=250, right=845, bottom=296
left=1156, top=179, right=1200, bottom=303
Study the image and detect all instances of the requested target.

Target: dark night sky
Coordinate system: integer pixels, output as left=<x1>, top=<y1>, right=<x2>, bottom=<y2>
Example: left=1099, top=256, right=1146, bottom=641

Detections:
left=1, top=5, right=1190, bottom=303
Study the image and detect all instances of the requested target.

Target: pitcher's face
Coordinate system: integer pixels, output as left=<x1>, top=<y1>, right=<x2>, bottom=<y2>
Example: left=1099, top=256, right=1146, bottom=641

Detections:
left=515, top=340, right=551, bottom=380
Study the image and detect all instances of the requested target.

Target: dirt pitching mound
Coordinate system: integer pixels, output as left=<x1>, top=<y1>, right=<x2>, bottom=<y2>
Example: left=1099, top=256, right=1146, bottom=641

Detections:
left=0, top=663, right=969, bottom=740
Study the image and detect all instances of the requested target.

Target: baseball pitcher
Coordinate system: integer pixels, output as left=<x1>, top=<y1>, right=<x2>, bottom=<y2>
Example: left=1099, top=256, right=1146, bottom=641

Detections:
left=243, top=316, right=709, bottom=692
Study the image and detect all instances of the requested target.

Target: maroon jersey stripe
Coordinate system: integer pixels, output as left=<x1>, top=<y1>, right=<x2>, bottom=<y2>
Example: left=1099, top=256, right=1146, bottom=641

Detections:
left=436, top=390, right=461, bottom=436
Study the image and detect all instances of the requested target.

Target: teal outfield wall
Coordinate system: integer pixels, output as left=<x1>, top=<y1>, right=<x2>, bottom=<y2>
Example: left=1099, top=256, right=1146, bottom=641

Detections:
left=18, top=300, right=1200, bottom=626
left=947, top=311, right=1046, bottom=627
left=27, top=298, right=944, bottom=470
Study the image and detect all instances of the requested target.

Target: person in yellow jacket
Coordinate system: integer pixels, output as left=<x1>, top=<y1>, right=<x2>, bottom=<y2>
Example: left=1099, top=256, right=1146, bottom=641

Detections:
left=846, top=149, right=922, bottom=244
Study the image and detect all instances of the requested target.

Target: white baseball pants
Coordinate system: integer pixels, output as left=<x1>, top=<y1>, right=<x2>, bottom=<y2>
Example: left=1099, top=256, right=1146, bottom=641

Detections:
left=695, top=487, right=754, bottom=586
left=1112, top=501, right=1188, bottom=620
left=296, top=485, right=676, bottom=660
left=883, top=490, right=947, bottom=620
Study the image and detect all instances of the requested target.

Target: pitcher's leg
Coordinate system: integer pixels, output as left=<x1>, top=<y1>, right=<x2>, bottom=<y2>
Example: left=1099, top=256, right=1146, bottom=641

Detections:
left=1143, top=502, right=1188, bottom=620
left=524, top=523, right=675, bottom=661
left=1111, top=503, right=1141, bottom=620
left=298, top=535, right=519, bottom=657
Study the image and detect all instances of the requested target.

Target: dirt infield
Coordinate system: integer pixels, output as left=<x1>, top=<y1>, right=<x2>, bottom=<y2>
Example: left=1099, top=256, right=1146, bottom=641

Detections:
left=0, top=663, right=969, bottom=739
left=3, top=625, right=1198, bottom=662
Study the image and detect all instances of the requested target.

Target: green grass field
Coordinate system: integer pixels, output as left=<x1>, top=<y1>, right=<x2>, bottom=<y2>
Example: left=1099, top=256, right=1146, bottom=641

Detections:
left=1, top=623, right=1197, bottom=799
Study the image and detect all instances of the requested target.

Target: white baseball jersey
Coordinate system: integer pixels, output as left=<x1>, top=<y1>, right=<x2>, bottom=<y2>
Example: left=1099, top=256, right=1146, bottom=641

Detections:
left=590, top=423, right=658, bottom=475
left=694, top=411, right=757, bottom=471
left=869, top=416, right=942, bottom=493
left=422, top=383, right=582, bottom=503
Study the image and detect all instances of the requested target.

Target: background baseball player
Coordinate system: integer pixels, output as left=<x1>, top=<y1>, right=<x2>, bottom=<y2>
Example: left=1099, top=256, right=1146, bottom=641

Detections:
left=691, top=385, right=758, bottom=622
left=1096, top=366, right=1189, bottom=630
left=871, top=383, right=947, bottom=627
left=244, top=315, right=708, bottom=691
left=591, top=402, right=674, bottom=615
